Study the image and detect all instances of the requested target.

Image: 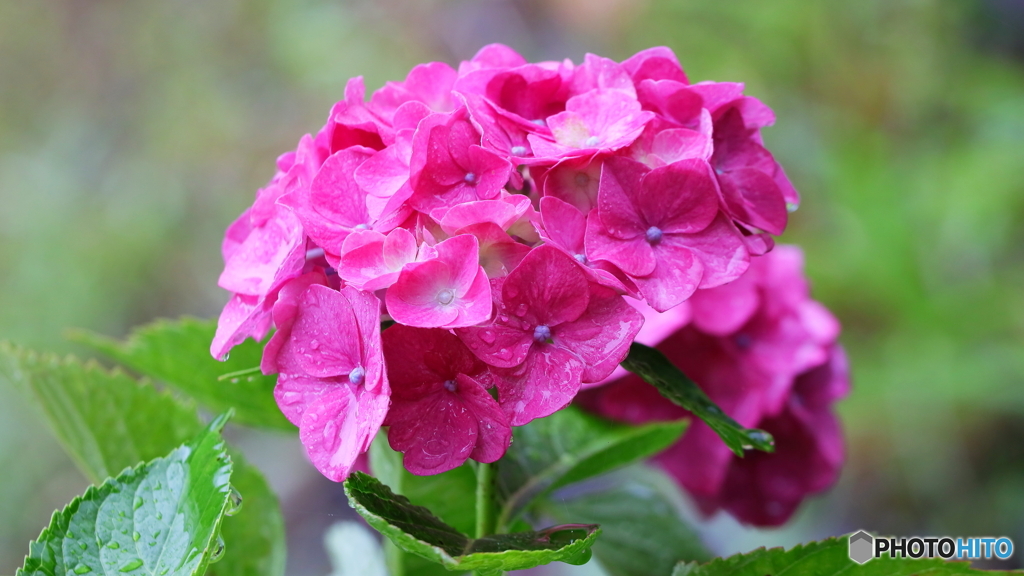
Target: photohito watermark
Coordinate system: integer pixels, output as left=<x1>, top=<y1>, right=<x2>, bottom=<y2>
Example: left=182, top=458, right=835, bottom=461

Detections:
left=848, top=531, right=1014, bottom=565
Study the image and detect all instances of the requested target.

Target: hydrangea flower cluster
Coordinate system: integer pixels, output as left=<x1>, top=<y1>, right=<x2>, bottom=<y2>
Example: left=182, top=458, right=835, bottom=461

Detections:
left=578, top=245, right=848, bottom=526
left=211, top=44, right=803, bottom=482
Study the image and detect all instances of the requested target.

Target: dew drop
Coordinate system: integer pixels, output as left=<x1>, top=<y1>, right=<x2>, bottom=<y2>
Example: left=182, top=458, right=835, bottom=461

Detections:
left=119, top=559, right=144, bottom=573
left=74, top=563, right=92, bottom=574
left=322, top=420, right=340, bottom=452
left=209, top=536, right=226, bottom=564
left=705, top=406, right=721, bottom=416
left=107, top=542, right=120, bottom=549
left=498, top=348, right=511, bottom=360
left=226, top=485, right=243, bottom=516
left=514, top=303, right=528, bottom=317
left=132, top=532, right=140, bottom=542
left=230, top=378, right=239, bottom=384
left=480, top=330, right=496, bottom=344
left=585, top=136, right=600, bottom=148
left=79, top=542, right=88, bottom=551
left=310, top=339, right=320, bottom=350
left=155, top=512, right=162, bottom=520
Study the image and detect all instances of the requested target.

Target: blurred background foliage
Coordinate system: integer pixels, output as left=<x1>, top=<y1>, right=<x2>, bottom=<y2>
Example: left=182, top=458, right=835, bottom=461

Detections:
left=1, top=0, right=1023, bottom=574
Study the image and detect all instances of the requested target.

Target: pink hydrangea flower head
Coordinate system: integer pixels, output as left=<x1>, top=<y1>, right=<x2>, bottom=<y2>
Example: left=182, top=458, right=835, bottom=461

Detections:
left=386, top=233, right=492, bottom=328
left=383, top=325, right=511, bottom=475
left=371, top=61, right=458, bottom=116
left=585, top=156, right=749, bottom=311
left=457, top=245, right=644, bottom=425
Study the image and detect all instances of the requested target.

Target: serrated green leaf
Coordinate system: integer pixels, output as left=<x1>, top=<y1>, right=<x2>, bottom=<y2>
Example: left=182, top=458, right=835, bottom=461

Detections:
left=369, top=437, right=472, bottom=576
left=621, top=343, right=774, bottom=457
left=541, top=465, right=709, bottom=576
left=67, top=317, right=292, bottom=431
left=0, top=341, right=201, bottom=482
left=672, top=536, right=1024, bottom=576
left=344, top=472, right=600, bottom=575
left=369, top=433, right=478, bottom=536
left=495, top=405, right=687, bottom=531
left=16, top=415, right=233, bottom=576
left=0, top=342, right=286, bottom=576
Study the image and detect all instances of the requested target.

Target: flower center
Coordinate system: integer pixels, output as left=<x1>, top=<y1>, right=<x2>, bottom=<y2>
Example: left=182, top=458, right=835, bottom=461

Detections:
left=574, top=172, right=590, bottom=188
left=510, top=146, right=527, bottom=156
left=349, top=366, right=365, bottom=385
left=573, top=253, right=588, bottom=265
left=354, top=223, right=369, bottom=230
left=533, top=325, right=552, bottom=343
left=437, top=289, right=455, bottom=305
left=464, top=172, right=477, bottom=184
left=734, top=334, right=753, bottom=349
left=584, top=136, right=600, bottom=148
left=645, top=226, right=663, bottom=244
left=443, top=379, right=457, bottom=392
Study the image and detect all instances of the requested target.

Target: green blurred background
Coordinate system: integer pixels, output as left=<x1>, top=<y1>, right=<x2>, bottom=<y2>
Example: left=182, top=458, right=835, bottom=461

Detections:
left=2, top=0, right=1023, bottom=573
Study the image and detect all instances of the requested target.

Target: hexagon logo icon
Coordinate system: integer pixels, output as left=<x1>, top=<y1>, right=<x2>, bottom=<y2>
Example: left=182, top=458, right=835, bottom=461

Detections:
left=849, top=531, right=874, bottom=564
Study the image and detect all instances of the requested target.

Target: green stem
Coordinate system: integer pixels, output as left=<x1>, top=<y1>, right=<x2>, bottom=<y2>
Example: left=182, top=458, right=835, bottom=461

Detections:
left=475, top=461, right=496, bottom=539
left=475, top=461, right=499, bottom=576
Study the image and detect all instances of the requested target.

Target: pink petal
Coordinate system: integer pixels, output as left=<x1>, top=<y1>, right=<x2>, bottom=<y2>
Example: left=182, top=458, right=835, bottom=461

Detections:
left=553, top=285, right=645, bottom=382
left=495, top=345, right=585, bottom=426
left=633, top=240, right=703, bottom=312
left=622, top=47, right=688, bottom=84
left=501, top=245, right=591, bottom=327
left=298, top=380, right=389, bottom=482
left=689, top=273, right=761, bottom=336
left=639, top=159, right=720, bottom=234
left=585, top=215, right=657, bottom=277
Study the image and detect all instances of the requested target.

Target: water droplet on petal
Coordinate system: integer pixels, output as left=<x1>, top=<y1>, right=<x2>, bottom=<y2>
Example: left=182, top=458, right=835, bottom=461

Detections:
left=310, top=339, right=319, bottom=350
left=322, top=420, right=340, bottom=452
left=515, top=303, right=528, bottom=317
left=481, top=329, right=496, bottom=344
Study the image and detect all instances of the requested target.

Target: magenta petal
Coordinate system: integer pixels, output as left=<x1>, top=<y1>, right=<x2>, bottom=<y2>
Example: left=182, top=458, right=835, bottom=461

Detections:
left=634, top=239, right=703, bottom=312
left=622, top=47, right=688, bottom=84
left=386, top=259, right=459, bottom=328
left=211, top=293, right=271, bottom=361
left=501, top=245, right=591, bottom=327
left=678, top=213, right=751, bottom=289
left=639, top=160, right=719, bottom=234
left=385, top=390, right=478, bottom=475
left=585, top=216, right=657, bottom=277
left=553, top=285, right=645, bottom=382
left=595, top=157, right=648, bottom=240
left=298, top=381, right=389, bottom=482
left=495, top=345, right=585, bottom=426
left=459, top=373, right=513, bottom=463
left=455, top=323, right=534, bottom=369
left=539, top=196, right=587, bottom=255
left=218, top=209, right=305, bottom=296
left=717, top=168, right=788, bottom=236
left=689, top=274, right=761, bottom=336
left=283, top=284, right=362, bottom=378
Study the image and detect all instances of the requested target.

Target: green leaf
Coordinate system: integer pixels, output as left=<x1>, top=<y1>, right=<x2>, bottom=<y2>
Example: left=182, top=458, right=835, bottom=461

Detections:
left=369, top=437, right=473, bottom=576
left=0, top=341, right=202, bottom=482
left=672, top=536, right=1022, bottom=576
left=495, top=405, right=687, bottom=531
left=67, top=317, right=293, bottom=431
left=16, top=415, right=234, bottom=576
left=541, top=466, right=709, bottom=576
left=0, top=342, right=287, bottom=576
left=344, top=472, right=600, bottom=575
left=369, top=433, right=478, bottom=536
left=621, top=343, right=774, bottom=456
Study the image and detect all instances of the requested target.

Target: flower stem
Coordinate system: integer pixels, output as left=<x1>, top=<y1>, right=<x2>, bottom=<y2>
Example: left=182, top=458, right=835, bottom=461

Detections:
left=475, top=461, right=499, bottom=576
left=475, top=461, right=496, bottom=539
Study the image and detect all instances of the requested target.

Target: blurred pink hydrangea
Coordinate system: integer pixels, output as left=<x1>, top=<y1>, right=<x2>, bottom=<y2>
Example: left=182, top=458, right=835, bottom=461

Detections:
left=578, top=245, right=847, bottom=526
left=212, top=44, right=804, bottom=482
